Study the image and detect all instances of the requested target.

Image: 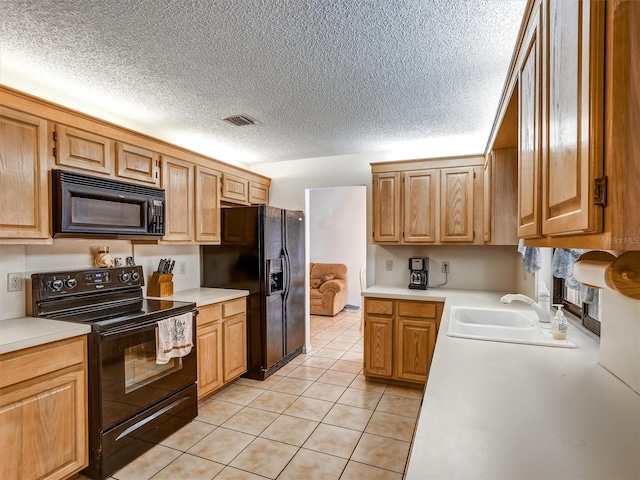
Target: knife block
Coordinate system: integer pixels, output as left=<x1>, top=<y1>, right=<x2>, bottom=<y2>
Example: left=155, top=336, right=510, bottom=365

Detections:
left=147, top=272, right=174, bottom=297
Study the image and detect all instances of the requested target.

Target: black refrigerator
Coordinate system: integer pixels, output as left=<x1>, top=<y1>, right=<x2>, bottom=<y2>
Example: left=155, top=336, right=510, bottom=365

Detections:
left=201, top=205, right=305, bottom=380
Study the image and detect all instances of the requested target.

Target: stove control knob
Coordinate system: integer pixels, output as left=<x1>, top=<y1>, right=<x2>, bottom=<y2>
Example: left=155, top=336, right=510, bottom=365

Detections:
left=64, top=278, right=77, bottom=289
left=131, top=271, right=140, bottom=282
left=119, top=272, right=131, bottom=283
left=51, top=279, right=64, bottom=291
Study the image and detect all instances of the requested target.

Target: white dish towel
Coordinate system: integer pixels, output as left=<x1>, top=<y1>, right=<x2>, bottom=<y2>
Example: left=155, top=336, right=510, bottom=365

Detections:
left=156, top=312, right=193, bottom=365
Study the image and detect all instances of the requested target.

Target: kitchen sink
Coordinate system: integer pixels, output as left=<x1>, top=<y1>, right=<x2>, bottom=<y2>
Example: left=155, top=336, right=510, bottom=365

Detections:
left=447, top=306, right=576, bottom=348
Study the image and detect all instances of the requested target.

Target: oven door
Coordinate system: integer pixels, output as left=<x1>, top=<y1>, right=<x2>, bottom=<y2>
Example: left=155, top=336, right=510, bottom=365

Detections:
left=96, top=313, right=197, bottom=430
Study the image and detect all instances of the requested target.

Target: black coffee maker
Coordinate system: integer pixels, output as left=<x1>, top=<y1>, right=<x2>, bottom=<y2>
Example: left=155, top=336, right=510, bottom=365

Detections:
left=408, top=257, right=429, bottom=290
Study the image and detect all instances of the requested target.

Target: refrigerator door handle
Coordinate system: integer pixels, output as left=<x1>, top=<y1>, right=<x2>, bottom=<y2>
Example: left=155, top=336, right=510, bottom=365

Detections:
left=282, top=252, right=291, bottom=300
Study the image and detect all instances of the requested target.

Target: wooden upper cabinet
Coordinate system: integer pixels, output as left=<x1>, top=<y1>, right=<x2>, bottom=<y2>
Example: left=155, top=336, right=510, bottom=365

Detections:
left=518, top=1, right=542, bottom=239
left=54, top=125, right=112, bottom=175
left=161, top=156, right=194, bottom=242
left=483, top=156, right=492, bottom=242
left=195, top=165, right=221, bottom=243
left=542, top=0, right=605, bottom=236
left=440, top=167, right=474, bottom=242
left=249, top=181, right=269, bottom=205
left=403, top=170, right=438, bottom=243
left=371, top=157, right=484, bottom=245
left=116, top=142, right=159, bottom=185
left=372, top=172, right=401, bottom=242
left=0, top=107, right=49, bottom=241
left=221, top=173, right=249, bottom=204
left=486, top=149, right=518, bottom=245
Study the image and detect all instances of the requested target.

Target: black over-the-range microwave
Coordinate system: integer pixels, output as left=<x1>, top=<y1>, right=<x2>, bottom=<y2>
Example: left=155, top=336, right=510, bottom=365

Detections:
left=52, top=169, right=165, bottom=238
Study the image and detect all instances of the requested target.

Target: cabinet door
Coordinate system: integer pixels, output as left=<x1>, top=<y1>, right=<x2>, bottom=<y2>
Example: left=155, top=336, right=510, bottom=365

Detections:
left=542, top=0, right=604, bottom=235
left=396, top=318, right=437, bottom=383
left=486, top=149, right=519, bottom=245
left=0, top=108, right=49, bottom=241
left=116, top=142, right=159, bottom=185
left=197, top=322, right=223, bottom=399
left=161, top=156, right=194, bottom=241
left=372, top=172, right=401, bottom=243
left=483, top=155, right=492, bottom=242
left=249, top=181, right=269, bottom=205
left=518, top=3, right=542, bottom=238
left=404, top=170, right=438, bottom=243
left=221, top=173, right=249, bottom=204
left=55, top=125, right=112, bottom=175
left=195, top=166, right=221, bottom=243
left=364, top=315, right=393, bottom=378
left=222, top=313, right=247, bottom=382
left=440, top=167, right=474, bottom=242
left=0, top=368, right=86, bottom=480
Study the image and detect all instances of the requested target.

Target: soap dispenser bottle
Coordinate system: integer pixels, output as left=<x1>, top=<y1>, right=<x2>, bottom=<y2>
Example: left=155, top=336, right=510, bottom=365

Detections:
left=551, top=304, right=568, bottom=340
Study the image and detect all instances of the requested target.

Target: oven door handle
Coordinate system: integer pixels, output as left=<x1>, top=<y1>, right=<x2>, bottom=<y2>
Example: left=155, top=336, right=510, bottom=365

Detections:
left=100, top=311, right=196, bottom=337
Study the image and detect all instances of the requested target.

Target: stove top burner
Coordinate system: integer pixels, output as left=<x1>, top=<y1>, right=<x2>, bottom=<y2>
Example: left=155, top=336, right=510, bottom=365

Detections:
left=31, top=266, right=196, bottom=332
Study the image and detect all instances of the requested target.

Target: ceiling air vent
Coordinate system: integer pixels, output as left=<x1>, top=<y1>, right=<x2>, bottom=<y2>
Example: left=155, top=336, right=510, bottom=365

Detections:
left=222, top=114, right=257, bottom=126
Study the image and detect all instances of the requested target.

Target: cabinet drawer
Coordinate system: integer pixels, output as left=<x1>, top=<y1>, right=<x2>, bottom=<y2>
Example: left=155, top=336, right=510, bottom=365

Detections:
left=0, top=336, right=86, bottom=389
left=223, top=298, right=246, bottom=318
left=197, top=304, right=221, bottom=327
left=397, top=301, right=437, bottom=319
left=365, top=298, right=393, bottom=316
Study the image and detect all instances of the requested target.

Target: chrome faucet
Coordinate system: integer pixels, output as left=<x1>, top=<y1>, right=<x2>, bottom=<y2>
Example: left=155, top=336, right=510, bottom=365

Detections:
left=500, top=283, right=551, bottom=323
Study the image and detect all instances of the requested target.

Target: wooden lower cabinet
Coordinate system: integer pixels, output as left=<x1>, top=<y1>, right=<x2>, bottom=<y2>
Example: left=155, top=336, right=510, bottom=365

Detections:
left=223, top=313, right=247, bottom=382
left=396, top=318, right=438, bottom=383
left=197, top=298, right=247, bottom=400
left=0, top=336, right=88, bottom=480
left=364, top=297, right=442, bottom=386
left=364, top=315, right=394, bottom=377
left=197, top=312, right=223, bottom=398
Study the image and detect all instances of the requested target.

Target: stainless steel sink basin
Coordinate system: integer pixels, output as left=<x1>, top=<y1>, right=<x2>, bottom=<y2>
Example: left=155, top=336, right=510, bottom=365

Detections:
left=447, top=306, right=576, bottom=348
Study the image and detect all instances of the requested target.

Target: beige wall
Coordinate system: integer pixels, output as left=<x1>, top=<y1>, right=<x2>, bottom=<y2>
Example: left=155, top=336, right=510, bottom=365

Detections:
left=375, top=244, right=523, bottom=292
left=0, top=241, right=200, bottom=321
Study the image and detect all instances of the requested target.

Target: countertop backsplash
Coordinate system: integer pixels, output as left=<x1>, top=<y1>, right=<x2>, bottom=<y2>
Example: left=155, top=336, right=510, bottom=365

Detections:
left=0, top=241, right=202, bottom=320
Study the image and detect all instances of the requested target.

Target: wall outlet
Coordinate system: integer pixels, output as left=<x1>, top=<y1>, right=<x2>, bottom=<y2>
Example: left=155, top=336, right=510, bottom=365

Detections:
left=7, top=273, right=22, bottom=292
left=179, top=262, right=186, bottom=274
left=385, top=260, right=393, bottom=271
left=442, top=262, right=450, bottom=274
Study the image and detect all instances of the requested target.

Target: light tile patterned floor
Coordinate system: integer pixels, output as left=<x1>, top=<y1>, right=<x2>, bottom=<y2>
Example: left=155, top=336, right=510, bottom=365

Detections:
left=102, top=311, right=423, bottom=480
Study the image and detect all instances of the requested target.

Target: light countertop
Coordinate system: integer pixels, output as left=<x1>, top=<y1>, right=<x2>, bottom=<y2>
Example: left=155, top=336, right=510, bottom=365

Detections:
left=146, top=287, right=248, bottom=307
left=1, top=289, right=248, bottom=356
left=363, top=286, right=640, bottom=480
left=0, top=317, right=91, bottom=355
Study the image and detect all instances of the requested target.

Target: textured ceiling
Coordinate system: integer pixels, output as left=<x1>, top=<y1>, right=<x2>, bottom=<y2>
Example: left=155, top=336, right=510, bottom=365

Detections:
left=1, top=0, right=527, bottom=167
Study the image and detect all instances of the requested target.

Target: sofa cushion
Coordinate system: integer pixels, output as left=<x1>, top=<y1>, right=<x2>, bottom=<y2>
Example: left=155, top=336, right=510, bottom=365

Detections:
left=311, top=273, right=335, bottom=289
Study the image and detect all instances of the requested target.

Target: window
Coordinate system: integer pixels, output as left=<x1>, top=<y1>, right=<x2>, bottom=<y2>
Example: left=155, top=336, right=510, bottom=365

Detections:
left=552, top=249, right=601, bottom=337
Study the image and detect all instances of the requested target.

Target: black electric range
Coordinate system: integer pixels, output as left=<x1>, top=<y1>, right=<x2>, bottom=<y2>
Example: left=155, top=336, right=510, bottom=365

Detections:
left=30, top=265, right=199, bottom=480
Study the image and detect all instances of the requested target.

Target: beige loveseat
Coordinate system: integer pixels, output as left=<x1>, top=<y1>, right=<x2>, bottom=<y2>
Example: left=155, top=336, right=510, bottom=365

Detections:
left=309, top=263, right=348, bottom=316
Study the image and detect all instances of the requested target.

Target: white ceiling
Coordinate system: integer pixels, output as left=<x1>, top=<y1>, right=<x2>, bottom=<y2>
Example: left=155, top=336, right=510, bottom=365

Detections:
left=1, top=0, right=527, bottom=167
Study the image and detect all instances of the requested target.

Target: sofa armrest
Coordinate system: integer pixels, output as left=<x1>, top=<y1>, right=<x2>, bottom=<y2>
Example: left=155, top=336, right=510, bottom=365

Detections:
left=318, top=279, right=346, bottom=293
